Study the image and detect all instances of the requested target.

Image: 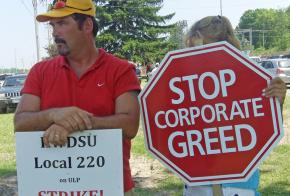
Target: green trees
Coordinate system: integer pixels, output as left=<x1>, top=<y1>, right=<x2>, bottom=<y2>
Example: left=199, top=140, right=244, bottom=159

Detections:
left=237, top=6, right=290, bottom=52
left=94, top=0, right=178, bottom=64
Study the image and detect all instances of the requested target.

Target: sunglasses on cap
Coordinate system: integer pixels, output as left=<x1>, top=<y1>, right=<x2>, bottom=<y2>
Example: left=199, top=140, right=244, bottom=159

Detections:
left=48, top=0, right=92, bottom=12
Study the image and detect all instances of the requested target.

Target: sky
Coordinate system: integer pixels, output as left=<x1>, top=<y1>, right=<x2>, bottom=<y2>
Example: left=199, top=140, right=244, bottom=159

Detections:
left=1, top=0, right=290, bottom=69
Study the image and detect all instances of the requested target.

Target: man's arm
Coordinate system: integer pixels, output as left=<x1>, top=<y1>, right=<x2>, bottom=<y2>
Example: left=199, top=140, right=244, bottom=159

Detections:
left=90, top=91, right=140, bottom=139
left=14, top=94, right=53, bottom=131
left=14, top=94, right=93, bottom=132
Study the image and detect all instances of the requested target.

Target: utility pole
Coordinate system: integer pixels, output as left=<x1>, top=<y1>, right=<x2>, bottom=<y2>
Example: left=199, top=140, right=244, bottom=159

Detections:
left=14, top=49, right=18, bottom=73
left=235, top=29, right=253, bottom=46
left=32, top=0, right=40, bottom=62
left=262, top=31, right=265, bottom=48
left=236, top=29, right=271, bottom=49
left=249, top=28, right=252, bottom=47
left=220, top=0, right=223, bottom=16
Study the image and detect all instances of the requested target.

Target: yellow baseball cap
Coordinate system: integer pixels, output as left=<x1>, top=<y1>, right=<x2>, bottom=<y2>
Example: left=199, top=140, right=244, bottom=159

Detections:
left=36, top=0, right=96, bottom=22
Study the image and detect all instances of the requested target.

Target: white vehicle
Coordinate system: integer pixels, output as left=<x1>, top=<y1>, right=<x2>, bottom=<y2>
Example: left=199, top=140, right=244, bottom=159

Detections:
left=0, top=74, right=27, bottom=113
left=261, top=59, right=290, bottom=88
left=0, top=74, right=12, bottom=87
left=249, top=56, right=262, bottom=64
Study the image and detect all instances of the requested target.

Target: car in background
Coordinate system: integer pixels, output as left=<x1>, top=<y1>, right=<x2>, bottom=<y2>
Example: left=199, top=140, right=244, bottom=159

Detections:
left=260, top=59, right=290, bottom=88
left=268, top=55, right=284, bottom=59
left=281, top=54, right=290, bottom=59
left=0, top=73, right=12, bottom=87
left=0, top=74, right=27, bottom=113
left=249, top=56, right=262, bottom=64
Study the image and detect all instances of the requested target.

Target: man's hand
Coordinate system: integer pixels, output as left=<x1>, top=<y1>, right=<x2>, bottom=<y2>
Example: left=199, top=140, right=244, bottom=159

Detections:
left=43, top=124, right=70, bottom=147
left=49, top=106, right=93, bottom=133
left=263, top=77, right=287, bottom=104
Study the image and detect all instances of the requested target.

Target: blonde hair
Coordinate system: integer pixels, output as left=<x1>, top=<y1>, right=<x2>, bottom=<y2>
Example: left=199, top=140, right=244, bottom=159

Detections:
left=185, top=16, right=241, bottom=49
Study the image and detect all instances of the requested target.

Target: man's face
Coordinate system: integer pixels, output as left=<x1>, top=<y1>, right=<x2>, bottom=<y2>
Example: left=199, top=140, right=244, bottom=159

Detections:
left=49, top=16, right=84, bottom=56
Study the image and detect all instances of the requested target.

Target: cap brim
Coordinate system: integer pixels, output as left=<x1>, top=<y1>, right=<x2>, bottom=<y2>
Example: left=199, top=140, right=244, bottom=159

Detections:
left=36, top=9, right=75, bottom=22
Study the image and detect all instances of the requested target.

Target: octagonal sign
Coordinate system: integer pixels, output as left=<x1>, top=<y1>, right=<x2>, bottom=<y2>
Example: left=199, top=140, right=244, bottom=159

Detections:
left=138, top=42, right=283, bottom=186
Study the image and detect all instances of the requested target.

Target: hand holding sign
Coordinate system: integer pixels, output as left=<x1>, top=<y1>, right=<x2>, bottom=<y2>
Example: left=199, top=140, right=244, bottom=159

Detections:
left=263, top=77, right=287, bottom=104
left=43, top=124, right=69, bottom=147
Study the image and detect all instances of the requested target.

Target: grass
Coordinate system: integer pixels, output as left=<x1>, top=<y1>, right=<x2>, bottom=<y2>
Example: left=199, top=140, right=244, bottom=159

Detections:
left=0, top=114, right=16, bottom=177
left=283, top=95, right=290, bottom=120
left=259, top=144, right=290, bottom=195
left=134, top=175, right=183, bottom=195
left=0, top=94, right=289, bottom=195
left=131, top=130, right=149, bottom=156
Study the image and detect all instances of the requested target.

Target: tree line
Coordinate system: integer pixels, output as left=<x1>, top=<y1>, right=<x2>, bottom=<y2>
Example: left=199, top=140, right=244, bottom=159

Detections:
left=237, top=6, right=290, bottom=55
left=45, top=0, right=290, bottom=62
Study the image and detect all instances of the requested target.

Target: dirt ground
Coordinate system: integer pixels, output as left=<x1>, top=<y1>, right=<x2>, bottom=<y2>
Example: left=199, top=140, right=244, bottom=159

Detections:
left=0, top=175, right=17, bottom=196
left=130, top=155, right=169, bottom=189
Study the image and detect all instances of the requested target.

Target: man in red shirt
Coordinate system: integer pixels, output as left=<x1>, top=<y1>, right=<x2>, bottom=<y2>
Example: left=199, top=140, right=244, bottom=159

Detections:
left=14, top=0, right=140, bottom=195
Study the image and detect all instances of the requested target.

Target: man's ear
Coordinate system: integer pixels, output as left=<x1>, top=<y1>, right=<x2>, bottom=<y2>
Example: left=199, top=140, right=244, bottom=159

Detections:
left=83, top=17, right=94, bottom=34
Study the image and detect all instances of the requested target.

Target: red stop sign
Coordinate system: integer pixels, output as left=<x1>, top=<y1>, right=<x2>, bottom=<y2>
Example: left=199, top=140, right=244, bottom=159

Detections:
left=138, top=42, right=283, bottom=185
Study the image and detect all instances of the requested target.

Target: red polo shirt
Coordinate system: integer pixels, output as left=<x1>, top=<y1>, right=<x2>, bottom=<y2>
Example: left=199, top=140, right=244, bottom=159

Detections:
left=22, top=48, right=140, bottom=192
